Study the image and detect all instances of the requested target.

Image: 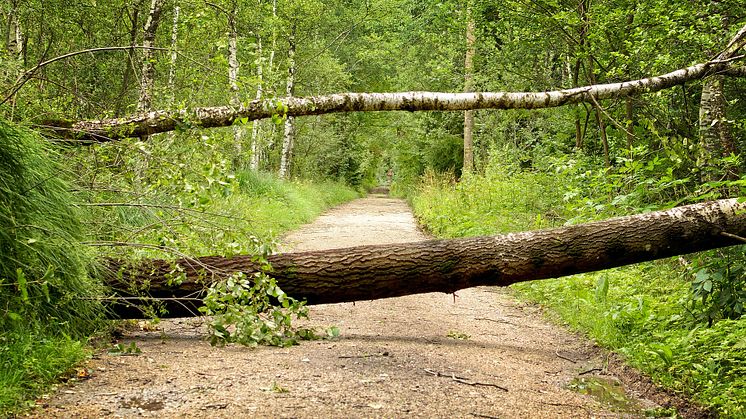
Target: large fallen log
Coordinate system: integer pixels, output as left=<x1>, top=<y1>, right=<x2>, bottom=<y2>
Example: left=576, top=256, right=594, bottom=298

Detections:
left=106, top=198, right=746, bottom=319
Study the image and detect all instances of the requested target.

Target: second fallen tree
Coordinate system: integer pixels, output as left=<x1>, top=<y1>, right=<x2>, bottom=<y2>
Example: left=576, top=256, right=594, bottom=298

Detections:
left=106, top=198, right=746, bottom=318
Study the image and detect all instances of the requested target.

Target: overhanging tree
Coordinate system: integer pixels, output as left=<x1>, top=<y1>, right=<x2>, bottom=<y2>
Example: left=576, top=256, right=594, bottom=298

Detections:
left=39, top=22, right=746, bottom=143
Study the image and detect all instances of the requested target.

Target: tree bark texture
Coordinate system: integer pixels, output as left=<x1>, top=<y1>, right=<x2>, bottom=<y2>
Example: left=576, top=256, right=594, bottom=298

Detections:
left=462, top=0, right=476, bottom=174
left=137, top=0, right=165, bottom=113
left=250, top=33, right=264, bottom=171
left=279, top=24, right=296, bottom=179
left=699, top=74, right=737, bottom=179
left=41, top=44, right=746, bottom=143
left=105, top=198, right=746, bottom=318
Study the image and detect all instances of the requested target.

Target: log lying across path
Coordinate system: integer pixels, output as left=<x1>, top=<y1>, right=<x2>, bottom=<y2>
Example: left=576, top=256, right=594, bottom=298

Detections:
left=106, top=198, right=746, bottom=319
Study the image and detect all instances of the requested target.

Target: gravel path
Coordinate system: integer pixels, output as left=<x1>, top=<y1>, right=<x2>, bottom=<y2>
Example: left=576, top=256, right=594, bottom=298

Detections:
left=33, top=195, right=702, bottom=418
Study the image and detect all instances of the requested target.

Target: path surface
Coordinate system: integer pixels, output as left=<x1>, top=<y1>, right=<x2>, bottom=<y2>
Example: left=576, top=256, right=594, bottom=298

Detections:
left=34, top=195, right=699, bottom=418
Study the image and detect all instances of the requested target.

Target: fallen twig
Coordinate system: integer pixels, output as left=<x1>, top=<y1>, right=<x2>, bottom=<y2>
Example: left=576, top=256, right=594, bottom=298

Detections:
left=555, top=350, right=577, bottom=364
left=423, top=369, right=508, bottom=392
left=339, top=352, right=390, bottom=359
left=474, top=317, right=518, bottom=326
left=578, top=367, right=603, bottom=376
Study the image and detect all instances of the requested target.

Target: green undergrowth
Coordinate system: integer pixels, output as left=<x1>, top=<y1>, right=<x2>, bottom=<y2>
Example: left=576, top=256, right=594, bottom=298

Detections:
left=86, top=164, right=360, bottom=260
left=0, top=120, right=102, bottom=414
left=409, top=155, right=746, bottom=417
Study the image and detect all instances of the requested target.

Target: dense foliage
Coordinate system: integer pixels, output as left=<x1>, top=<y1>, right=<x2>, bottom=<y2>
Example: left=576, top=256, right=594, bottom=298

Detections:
left=2, top=0, right=746, bottom=415
left=0, top=120, right=101, bottom=412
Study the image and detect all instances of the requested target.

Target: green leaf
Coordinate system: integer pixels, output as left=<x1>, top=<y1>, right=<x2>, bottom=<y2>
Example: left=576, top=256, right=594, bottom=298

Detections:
left=16, top=269, right=28, bottom=303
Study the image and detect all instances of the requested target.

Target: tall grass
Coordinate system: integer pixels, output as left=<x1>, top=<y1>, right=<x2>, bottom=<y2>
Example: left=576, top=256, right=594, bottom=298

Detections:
left=0, top=120, right=102, bottom=413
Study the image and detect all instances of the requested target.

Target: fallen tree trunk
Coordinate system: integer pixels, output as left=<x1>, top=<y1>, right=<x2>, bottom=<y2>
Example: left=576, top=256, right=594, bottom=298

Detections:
left=40, top=24, right=746, bottom=143
left=106, top=198, right=746, bottom=319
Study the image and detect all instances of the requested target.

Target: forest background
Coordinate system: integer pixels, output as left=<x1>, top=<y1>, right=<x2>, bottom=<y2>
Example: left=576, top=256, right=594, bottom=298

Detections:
left=1, top=0, right=746, bottom=416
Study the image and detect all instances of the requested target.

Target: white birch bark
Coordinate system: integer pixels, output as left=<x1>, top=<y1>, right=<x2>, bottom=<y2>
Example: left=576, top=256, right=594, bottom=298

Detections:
left=279, top=24, right=296, bottom=179
left=226, top=2, right=243, bottom=163
left=43, top=22, right=746, bottom=143
left=249, top=33, right=264, bottom=171
left=137, top=0, right=165, bottom=113
left=167, top=4, right=180, bottom=107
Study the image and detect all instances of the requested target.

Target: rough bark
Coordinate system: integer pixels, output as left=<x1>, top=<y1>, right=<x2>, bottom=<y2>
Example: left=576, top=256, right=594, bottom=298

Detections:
left=699, top=75, right=737, bottom=179
left=105, top=198, right=746, bottom=319
left=463, top=0, right=476, bottom=173
left=39, top=22, right=746, bottom=143
left=137, top=0, right=165, bottom=113
left=279, top=23, right=296, bottom=179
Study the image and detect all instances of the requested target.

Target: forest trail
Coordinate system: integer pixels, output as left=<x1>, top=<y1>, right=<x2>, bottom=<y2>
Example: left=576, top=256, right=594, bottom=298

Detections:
left=35, top=195, right=697, bottom=418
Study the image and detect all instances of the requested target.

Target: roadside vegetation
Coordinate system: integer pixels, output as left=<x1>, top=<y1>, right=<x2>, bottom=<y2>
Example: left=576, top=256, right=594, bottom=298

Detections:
left=0, top=122, right=358, bottom=415
left=406, top=145, right=746, bottom=416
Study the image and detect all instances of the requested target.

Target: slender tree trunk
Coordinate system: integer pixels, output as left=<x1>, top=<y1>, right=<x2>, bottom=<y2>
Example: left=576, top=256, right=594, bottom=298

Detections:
left=227, top=2, right=243, bottom=166
left=137, top=0, right=165, bottom=114
left=572, top=57, right=584, bottom=149
left=105, top=198, right=746, bottom=318
left=116, top=1, right=142, bottom=116
left=167, top=4, right=179, bottom=107
left=624, top=12, right=635, bottom=150
left=7, top=3, right=22, bottom=59
left=6, top=0, right=23, bottom=119
left=462, top=0, right=476, bottom=174
left=249, top=33, right=264, bottom=171
left=587, top=55, right=611, bottom=168
left=279, top=23, right=296, bottom=179
left=699, top=75, right=737, bottom=179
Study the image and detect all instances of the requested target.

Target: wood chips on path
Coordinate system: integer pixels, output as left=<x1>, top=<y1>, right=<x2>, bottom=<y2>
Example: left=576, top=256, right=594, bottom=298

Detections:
left=32, top=195, right=707, bottom=418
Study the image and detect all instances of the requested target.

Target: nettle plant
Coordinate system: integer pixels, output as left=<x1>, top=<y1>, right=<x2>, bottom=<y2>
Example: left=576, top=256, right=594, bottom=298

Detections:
left=199, top=256, right=338, bottom=347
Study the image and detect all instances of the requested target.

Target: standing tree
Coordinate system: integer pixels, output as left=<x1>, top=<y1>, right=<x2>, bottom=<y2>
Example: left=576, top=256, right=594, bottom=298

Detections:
left=279, top=22, right=296, bottom=179
left=137, top=0, right=166, bottom=114
left=462, top=0, right=476, bottom=174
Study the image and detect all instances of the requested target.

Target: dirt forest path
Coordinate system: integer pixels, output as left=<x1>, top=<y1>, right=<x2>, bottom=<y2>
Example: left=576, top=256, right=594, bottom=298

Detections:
left=34, top=195, right=703, bottom=418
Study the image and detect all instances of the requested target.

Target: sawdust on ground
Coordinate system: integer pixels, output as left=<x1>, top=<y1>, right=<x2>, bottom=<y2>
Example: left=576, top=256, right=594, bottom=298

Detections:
left=31, top=195, right=708, bottom=418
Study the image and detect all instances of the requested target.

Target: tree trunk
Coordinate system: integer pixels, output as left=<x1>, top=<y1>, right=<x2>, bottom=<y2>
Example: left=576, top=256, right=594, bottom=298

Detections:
left=279, top=23, right=296, bottom=179
left=39, top=23, right=746, bottom=143
left=167, top=4, right=179, bottom=107
left=105, top=198, right=746, bottom=319
left=462, top=0, right=476, bottom=174
left=249, top=33, right=264, bottom=171
left=116, top=1, right=142, bottom=116
left=137, top=0, right=165, bottom=114
left=227, top=1, right=243, bottom=167
left=699, top=75, right=737, bottom=179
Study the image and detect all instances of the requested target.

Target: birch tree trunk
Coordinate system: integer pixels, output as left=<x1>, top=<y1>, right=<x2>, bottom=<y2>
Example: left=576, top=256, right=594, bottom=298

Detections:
left=137, top=0, right=165, bottom=113
left=279, top=23, right=296, bottom=179
left=40, top=23, right=746, bottom=143
left=105, top=198, right=746, bottom=318
left=227, top=1, right=243, bottom=166
left=167, top=4, right=180, bottom=107
left=699, top=75, right=736, bottom=180
left=462, top=0, right=476, bottom=174
left=5, top=0, right=23, bottom=119
left=249, top=33, right=264, bottom=171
